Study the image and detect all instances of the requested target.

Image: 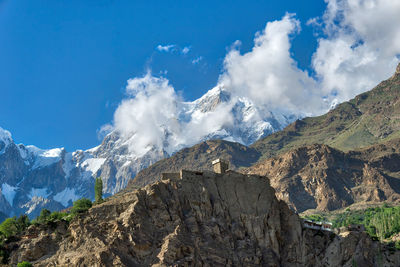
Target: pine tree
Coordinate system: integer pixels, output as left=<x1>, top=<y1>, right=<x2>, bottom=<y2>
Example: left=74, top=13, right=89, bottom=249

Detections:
left=94, top=177, right=103, bottom=204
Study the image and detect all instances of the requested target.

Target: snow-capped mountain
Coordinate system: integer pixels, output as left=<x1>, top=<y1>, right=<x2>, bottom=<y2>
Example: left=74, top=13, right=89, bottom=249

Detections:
left=0, top=86, right=299, bottom=219
left=183, top=85, right=299, bottom=145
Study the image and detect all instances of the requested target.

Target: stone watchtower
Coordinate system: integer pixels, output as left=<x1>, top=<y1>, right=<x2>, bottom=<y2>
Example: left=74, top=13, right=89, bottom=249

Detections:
left=212, top=159, right=229, bottom=174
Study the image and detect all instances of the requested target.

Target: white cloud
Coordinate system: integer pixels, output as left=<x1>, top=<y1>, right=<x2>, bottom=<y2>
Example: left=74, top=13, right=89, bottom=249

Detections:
left=156, top=44, right=176, bottom=52
left=113, top=73, right=180, bottom=156
left=112, top=73, right=233, bottom=157
left=312, top=0, right=400, bottom=102
left=182, top=46, right=190, bottom=54
left=106, top=3, right=400, bottom=157
left=191, top=56, right=203, bottom=65
left=219, top=13, right=324, bottom=115
left=97, top=124, right=113, bottom=140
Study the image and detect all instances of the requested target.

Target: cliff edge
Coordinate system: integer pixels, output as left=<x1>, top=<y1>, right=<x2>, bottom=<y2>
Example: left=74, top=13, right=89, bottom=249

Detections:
left=8, top=170, right=400, bottom=266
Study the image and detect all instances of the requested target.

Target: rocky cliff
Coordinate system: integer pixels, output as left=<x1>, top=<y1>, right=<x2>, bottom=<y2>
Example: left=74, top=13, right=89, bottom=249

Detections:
left=6, top=170, right=400, bottom=266
left=246, top=141, right=400, bottom=212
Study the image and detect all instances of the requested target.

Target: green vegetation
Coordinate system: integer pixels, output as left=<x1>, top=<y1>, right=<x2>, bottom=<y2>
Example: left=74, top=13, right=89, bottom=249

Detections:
left=333, top=205, right=400, bottom=241
left=0, top=179, right=98, bottom=264
left=70, top=198, right=92, bottom=215
left=95, top=177, right=103, bottom=204
left=17, top=261, right=32, bottom=267
left=36, top=209, right=51, bottom=223
left=0, top=215, right=31, bottom=264
left=303, top=214, right=326, bottom=222
left=0, top=198, right=92, bottom=264
left=0, top=218, right=18, bottom=239
left=0, top=215, right=30, bottom=239
left=304, top=204, right=400, bottom=242
left=31, top=209, right=71, bottom=225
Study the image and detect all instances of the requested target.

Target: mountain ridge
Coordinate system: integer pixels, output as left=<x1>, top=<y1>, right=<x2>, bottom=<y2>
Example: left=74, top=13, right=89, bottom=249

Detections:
left=251, top=64, right=400, bottom=159
left=0, top=82, right=297, bottom=219
left=128, top=63, right=400, bottom=213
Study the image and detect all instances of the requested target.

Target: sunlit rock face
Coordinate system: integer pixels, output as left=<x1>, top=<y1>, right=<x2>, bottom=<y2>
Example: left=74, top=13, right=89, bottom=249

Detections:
left=8, top=171, right=400, bottom=266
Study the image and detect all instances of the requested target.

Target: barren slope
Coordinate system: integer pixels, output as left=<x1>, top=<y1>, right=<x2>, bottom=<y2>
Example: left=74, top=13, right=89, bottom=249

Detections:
left=8, top=171, right=400, bottom=266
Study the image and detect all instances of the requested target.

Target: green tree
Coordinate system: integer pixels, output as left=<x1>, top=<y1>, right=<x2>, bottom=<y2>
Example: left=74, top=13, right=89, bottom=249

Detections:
left=71, top=198, right=92, bottom=215
left=94, top=177, right=103, bottom=203
left=37, top=209, right=51, bottom=224
left=16, top=215, right=30, bottom=232
left=0, top=218, right=18, bottom=238
left=48, top=211, right=68, bottom=222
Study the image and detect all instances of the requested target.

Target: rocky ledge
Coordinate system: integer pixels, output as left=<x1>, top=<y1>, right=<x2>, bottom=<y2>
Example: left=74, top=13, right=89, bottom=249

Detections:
left=8, top=170, right=400, bottom=266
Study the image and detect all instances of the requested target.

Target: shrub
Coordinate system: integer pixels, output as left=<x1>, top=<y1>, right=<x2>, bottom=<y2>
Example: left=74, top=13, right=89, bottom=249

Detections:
left=71, top=198, right=92, bottom=215
left=16, top=215, right=30, bottom=232
left=0, top=218, right=18, bottom=238
left=48, top=211, right=68, bottom=222
left=36, top=209, right=51, bottom=224
left=17, top=261, right=32, bottom=267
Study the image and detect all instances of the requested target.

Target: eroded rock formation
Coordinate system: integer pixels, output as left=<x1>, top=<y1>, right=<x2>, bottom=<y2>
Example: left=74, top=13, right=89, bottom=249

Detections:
left=6, top=170, right=400, bottom=266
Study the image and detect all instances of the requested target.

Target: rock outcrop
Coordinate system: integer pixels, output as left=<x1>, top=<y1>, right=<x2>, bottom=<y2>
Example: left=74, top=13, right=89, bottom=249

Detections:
left=7, top=171, right=400, bottom=266
left=246, top=142, right=400, bottom=212
left=130, top=137, right=400, bottom=213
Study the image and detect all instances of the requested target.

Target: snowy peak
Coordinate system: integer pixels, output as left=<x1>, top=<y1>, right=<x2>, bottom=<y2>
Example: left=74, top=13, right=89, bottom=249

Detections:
left=0, top=127, right=13, bottom=154
left=25, top=146, right=64, bottom=169
left=191, top=85, right=231, bottom=113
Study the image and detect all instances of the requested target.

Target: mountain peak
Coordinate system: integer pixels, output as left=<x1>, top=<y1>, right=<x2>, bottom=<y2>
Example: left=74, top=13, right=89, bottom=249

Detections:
left=396, top=62, right=400, bottom=75
left=0, top=127, right=13, bottom=153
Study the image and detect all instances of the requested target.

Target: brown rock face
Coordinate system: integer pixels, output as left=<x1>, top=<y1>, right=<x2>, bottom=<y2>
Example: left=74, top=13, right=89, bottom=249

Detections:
left=27, top=171, right=304, bottom=266
left=246, top=142, right=400, bottom=212
left=8, top=171, right=400, bottom=266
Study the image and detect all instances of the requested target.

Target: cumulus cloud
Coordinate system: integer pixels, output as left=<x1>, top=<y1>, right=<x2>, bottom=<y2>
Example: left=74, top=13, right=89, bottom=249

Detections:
left=312, top=0, right=400, bottom=102
left=112, top=73, right=233, bottom=157
left=156, top=44, right=176, bottom=52
left=113, top=74, right=180, bottom=156
left=107, top=2, right=400, bottom=157
left=219, top=13, right=324, bottom=115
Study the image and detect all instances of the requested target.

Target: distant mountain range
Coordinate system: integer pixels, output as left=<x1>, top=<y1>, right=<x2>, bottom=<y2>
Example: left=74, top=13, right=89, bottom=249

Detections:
left=0, top=84, right=298, bottom=219
left=125, top=63, right=400, bottom=213
left=1, top=63, right=399, bottom=219
left=4, top=63, right=400, bottom=266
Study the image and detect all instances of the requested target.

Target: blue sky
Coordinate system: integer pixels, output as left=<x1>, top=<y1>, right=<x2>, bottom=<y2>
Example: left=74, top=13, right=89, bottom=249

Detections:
left=0, top=0, right=326, bottom=150
left=1, top=0, right=399, bottom=152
